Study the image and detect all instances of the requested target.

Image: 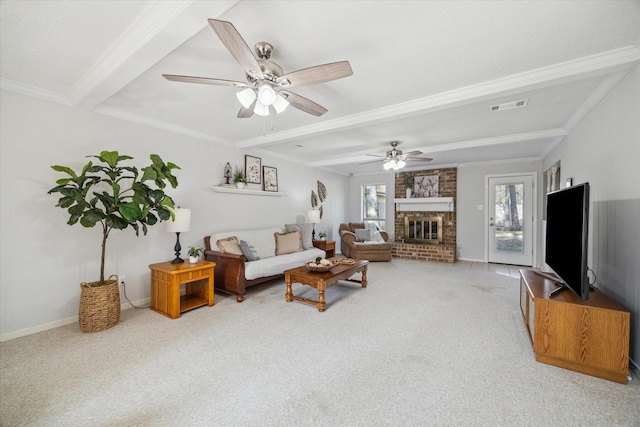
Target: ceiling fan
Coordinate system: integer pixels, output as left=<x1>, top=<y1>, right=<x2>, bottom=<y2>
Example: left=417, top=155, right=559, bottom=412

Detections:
left=162, top=19, right=353, bottom=118
left=361, top=141, right=433, bottom=170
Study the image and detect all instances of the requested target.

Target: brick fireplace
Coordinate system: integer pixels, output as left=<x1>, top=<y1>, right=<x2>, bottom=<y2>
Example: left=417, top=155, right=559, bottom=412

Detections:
left=392, top=167, right=457, bottom=263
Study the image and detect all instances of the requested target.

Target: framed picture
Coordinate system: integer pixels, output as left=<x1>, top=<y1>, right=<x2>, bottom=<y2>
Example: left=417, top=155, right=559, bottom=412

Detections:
left=244, top=155, right=261, bottom=184
left=263, top=166, right=278, bottom=192
left=414, top=175, right=439, bottom=197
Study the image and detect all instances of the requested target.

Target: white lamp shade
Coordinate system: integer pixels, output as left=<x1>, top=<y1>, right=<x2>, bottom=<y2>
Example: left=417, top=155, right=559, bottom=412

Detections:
left=166, top=208, right=191, bottom=233
left=306, top=209, right=321, bottom=224
left=236, top=88, right=256, bottom=109
left=272, top=94, right=289, bottom=114
left=257, top=84, right=276, bottom=106
left=254, top=100, right=270, bottom=116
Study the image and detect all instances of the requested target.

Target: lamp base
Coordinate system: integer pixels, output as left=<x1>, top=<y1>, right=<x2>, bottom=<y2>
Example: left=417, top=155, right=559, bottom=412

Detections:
left=171, top=257, right=184, bottom=264
left=171, top=232, right=184, bottom=264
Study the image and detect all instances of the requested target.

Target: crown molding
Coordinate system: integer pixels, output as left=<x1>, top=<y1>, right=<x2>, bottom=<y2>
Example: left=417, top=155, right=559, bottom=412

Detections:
left=0, top=78, right=71, bottom=106
left=94, top=105, right=233, bottom=146
left=236, top=45, right=640, bottom=149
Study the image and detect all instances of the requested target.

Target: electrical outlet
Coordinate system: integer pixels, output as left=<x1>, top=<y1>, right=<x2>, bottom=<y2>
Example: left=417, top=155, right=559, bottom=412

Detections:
left=119, top=275, right=126, bottom=286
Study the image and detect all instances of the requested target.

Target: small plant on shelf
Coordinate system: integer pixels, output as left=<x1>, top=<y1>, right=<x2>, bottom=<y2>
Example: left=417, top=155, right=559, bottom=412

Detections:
left=233, top=168, right=247, bottom=184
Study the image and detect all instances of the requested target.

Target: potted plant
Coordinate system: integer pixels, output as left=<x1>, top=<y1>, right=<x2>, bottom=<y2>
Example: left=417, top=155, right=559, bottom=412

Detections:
left=48, top=151, right=180, bottom=332
left=402, top=173, right=414, bottom=198
left=188, top=246, right=203, bottom=263
left=318, top=231, right=327, bottom=240
left=233, top=167, right=247, bottom=189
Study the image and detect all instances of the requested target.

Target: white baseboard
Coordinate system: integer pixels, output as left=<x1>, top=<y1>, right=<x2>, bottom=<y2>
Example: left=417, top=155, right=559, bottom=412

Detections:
left=0, top=298, right=151, bottom=342
left=456, top=257, right=486, bottom=263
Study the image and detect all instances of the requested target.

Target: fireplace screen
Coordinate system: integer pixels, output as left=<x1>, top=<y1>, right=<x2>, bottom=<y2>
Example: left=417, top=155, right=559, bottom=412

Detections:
left=404, top=216, right=443, bottom=244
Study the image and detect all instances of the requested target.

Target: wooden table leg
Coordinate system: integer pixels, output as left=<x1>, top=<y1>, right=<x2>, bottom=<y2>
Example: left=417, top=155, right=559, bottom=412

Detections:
left=318, top=288, right=326, bottom=312
left=285, top=275, right=292, bottom=303
left=361, top=266, right=368, bottom=288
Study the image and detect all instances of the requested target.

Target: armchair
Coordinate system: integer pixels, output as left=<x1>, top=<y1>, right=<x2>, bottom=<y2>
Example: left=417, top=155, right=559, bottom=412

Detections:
left=339, top=222, right=393, bottom=261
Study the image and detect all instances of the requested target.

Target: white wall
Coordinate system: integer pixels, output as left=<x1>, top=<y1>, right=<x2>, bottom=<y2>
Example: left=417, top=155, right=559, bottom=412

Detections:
left=542, top=64, right=640, bottom=360
left=0, top=90, right=348, bottom=340
left=457, top=160, right=541, bottom=262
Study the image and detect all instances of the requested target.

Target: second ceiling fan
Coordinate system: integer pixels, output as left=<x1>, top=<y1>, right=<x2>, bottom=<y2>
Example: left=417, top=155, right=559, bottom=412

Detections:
left=361, top=141, right=433, bottom=170
left=163, top=19, right=353, bottom=118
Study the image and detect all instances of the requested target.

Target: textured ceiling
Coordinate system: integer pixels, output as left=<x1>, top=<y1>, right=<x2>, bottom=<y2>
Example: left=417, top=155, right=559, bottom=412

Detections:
left=1, top=0, right=639, bottom=175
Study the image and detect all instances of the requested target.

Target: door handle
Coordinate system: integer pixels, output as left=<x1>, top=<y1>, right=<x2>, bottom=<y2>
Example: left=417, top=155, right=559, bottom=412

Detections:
left=489, top=223, right=494, bottom=226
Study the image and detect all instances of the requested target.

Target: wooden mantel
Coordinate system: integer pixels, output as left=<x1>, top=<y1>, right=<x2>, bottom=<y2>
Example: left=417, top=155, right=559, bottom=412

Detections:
left=393, top=197, right=455, bottom=212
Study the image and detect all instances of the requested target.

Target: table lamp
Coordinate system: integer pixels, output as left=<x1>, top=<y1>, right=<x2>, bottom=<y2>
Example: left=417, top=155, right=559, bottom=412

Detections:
left=307, top=209, right=321, bottom=240
left=166, top=207, right=191, bottom=264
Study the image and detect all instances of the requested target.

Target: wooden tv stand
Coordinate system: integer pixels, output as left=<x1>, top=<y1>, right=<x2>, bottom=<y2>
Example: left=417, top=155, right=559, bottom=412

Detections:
left=519, top=269, right=630, bottom=384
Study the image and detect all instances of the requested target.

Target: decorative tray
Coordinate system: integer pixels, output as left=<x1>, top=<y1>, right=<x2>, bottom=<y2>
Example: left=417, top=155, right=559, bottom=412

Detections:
left=334, top=258, right=355, bottom=265
left=305, top=262, right=335, bottom=272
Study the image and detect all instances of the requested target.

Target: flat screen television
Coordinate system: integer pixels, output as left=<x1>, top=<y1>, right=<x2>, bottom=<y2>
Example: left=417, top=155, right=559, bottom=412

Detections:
left=542, top=182, right=590, bottom=301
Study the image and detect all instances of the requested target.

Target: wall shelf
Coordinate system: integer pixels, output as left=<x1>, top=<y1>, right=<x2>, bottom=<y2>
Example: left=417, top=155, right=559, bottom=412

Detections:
left=211, top=186, right=287, bottom=197
left=394, top=197, right=454, bottom=212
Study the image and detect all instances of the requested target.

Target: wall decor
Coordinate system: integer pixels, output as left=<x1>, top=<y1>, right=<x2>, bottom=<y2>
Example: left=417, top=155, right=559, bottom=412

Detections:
left=245, top=155, right=261, bottom=184
left=414, top=175, right=439, bottom=197
left=311, top=190, right=319, bottom=208
left=263, top=166, right=278, bottom=192
left=317, top=180, right=327, bottom=202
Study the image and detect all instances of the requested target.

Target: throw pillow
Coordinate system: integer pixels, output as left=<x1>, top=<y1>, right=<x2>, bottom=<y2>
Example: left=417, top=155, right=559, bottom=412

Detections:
left=354, top=228, right=370, bottom=242
left=285, top=223, right=313, bottom=249
left=216, top=236, right=243, bottom=255
left=274, top=230, right=303, bottom=255
left=371, top=230, right=385, bottom=242
left=239, top=240, right=260, bottom=261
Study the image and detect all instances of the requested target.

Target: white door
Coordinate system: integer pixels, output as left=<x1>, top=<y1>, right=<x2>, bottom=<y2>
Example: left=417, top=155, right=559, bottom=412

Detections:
left=487, top=174, right=534, bottom=266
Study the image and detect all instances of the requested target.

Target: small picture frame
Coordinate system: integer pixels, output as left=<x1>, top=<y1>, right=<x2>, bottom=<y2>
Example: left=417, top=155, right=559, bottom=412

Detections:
left=263, top=166, right=278, bottom=192
left=245, top=155, right=261, bottom=184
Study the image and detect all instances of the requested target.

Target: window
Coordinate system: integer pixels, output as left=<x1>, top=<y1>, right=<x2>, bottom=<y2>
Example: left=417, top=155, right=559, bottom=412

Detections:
left=361, top=184, right=386, bottom=230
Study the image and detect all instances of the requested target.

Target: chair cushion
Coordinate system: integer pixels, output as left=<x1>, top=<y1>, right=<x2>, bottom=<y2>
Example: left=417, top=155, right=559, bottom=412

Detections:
left=354, top=228, right=371, bottom=242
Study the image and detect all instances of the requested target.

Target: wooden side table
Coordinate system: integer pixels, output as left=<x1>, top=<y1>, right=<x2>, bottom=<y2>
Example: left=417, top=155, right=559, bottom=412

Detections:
left=149, top=260, right=215, bottom=319
left=313, top=239, right=336, bottom=258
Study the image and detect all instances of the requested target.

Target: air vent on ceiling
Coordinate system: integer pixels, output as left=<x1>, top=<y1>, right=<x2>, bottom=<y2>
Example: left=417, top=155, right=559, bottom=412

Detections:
left=490, top=98, right=529, bottom=112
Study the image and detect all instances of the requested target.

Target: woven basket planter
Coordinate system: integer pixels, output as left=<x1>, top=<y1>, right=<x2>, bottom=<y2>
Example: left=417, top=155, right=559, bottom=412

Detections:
left=79, top=275, right=120, bottom=333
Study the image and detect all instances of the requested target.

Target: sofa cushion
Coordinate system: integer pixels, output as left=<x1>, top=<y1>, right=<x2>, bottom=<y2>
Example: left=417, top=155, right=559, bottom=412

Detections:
left=244, top=248, right=325, bottom=280
left=216, top=236, right=243, bottom=255
left=285, top=223, right=313, bottom=249
left=210, top=227, right=283, bottom=259
left=239, top=240, right=260, bottom=261
left=275, top=230, right=303, bottom=255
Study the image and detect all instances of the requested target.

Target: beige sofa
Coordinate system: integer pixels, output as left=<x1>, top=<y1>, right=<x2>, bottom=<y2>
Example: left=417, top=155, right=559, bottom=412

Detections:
left=339, top=222, right=393, bottom=261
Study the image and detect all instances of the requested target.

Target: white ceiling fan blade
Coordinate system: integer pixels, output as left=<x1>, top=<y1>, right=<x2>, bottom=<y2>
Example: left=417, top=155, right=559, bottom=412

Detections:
left=278, top=90, right=327, bottom=116
left=276, top=61, right=353, bottom=87
left=208, top=19, right=264, bottom=81
left=162, top=74, right=249, bottom=87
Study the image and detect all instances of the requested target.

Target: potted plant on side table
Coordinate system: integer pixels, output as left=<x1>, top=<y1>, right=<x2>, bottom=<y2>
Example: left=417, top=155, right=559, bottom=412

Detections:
left=48, top=151, right=180, bottom=332
left=318, top=231, right=327, bottom=240
left=188, top=246, right=203, bottom=263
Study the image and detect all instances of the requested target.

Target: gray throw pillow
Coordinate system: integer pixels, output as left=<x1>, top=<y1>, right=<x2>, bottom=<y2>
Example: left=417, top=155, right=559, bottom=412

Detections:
left=285, top=223, right=313, bottom=249
left=354, top=228, right=370, bottom=242
left=239, top=240, right=260, bottom=261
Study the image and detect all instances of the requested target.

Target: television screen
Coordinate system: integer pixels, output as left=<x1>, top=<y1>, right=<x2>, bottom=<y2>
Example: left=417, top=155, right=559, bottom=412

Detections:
left=545, top=183, right=590, bottom=301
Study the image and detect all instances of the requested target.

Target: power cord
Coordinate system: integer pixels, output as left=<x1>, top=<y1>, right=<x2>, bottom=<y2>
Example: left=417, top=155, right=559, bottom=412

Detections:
left=121, top=279, right=149, bottom=309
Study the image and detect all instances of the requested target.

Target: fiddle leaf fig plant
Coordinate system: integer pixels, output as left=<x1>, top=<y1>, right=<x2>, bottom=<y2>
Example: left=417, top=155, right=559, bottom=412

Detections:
left=48, top=151, right=180, bottom=285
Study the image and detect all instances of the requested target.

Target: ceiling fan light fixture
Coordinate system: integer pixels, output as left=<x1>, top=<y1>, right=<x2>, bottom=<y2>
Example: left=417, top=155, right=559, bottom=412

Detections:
left=254, top=100, right=270, bottom=116
left=396, top=159, right=406, bottom=169
left=272, top=94, right=289, bottom=114
left=257, top=84, right=276, bottom=106
left=236, top=88, right=256, bottom=109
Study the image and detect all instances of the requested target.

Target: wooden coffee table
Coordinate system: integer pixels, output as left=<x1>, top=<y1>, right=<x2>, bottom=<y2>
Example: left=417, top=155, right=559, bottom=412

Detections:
left=284, top=259, right=368, bottom=312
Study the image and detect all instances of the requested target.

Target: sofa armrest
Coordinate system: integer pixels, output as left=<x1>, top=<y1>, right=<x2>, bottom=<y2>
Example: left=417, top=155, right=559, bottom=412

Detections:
left=204, top=249, right=247, bottom=299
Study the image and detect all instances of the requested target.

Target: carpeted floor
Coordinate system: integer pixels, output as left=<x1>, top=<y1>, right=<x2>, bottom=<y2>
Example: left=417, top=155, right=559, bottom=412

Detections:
left=1, top=258, right=638, bottom=426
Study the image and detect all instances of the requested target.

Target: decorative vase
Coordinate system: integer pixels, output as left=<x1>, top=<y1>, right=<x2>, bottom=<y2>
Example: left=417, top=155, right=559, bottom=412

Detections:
left=235, top=182, right=245, bottom=189
left=406, top=187, right=412, bottom=198
left=189, top=256, right=198, bottom=264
